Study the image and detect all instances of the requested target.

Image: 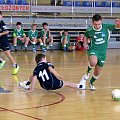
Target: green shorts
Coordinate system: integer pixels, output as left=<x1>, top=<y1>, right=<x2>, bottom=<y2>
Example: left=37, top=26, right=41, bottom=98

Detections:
left=87, top=49, right=106, bottom=67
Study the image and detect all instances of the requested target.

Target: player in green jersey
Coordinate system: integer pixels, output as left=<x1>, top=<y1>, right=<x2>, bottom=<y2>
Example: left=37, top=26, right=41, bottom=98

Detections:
left=79, top=14, right=120, bottom=90
left=13, top=22, right=28, bottom=51
left=26, top=24, right=42, bottom=52
left=60, top=30, right=75, bottom=52
left=39, top=22, right=53, bottom=52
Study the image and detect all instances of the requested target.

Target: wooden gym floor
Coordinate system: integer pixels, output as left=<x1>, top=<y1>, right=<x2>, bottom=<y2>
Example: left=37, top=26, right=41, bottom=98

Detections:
left=0, top=49, right=120, bottom=120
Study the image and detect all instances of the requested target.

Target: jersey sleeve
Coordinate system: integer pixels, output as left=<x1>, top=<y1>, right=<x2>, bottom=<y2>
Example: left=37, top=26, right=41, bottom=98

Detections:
left=40, top=29, right=44, bottom=37
left=0, top=20, right=8, bottom=32
left=104, top=24, right=115, bottom=31
left=33, top=67, right=39, bottom=76
left=27, top=30, right=31, bottom=38
left=47, top=62, right=54, bottom=68
left=22, top=29, right=26, bottom=36
left=13, top=29, right=17, bottom=37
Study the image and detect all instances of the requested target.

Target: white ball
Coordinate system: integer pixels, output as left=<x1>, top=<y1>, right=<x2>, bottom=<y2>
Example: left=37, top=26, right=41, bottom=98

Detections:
left=112, top=89, right=120, bottom=100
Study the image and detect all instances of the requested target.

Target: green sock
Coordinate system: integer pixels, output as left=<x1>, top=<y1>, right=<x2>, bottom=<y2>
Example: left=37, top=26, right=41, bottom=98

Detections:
left=33, top=44, right=36, bottom=49
left=40, top=45, right=44, bottom=49
left=90, top=76, right=96, bottom=84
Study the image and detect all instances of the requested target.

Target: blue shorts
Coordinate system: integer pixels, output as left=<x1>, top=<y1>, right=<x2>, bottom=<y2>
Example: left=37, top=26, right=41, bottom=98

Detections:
left=0, top=36, right=10, bottom=51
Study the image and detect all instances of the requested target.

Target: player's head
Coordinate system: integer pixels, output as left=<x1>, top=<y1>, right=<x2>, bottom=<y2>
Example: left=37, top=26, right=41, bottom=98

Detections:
left=16, top=22, right=22, bottom=29
left=31, top=23, right=37, bottom=30
left=35, top=54, right=46, bottom=64
left=42, top=22, right=48, bottom=30
left=79, top=32, right=84, bottom=37
left=92, top=14, right=102, bottom=30
left=0, top=11, right=3, bottom=19
left=63, top=30, right=68, bottom=35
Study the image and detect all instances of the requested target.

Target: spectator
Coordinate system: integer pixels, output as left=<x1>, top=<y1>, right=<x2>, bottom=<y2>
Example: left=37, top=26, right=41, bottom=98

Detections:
left=39, top=22, right=54, bottom=52
left=76, top=32, right=85, bottom=51
left=13, top=22, right=28, bottom=51
left=26, top=24, right=42, bottom=52
left=60, top=30, right=75, bottom=52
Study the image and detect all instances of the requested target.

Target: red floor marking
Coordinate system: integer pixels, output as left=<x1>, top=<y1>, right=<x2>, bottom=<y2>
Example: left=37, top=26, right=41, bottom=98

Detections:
left=13, top=92, right=65, bottom=110
left=0, top=107, right=42, bottom=120
left=0, top=92, right=65, bottom=120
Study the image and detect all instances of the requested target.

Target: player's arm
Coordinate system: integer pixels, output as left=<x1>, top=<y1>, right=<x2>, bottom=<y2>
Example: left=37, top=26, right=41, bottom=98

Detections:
left=83, top=36, right=89, bottom=50
left=115, top=18, right=120, bottom=28
left=48, top=66, right=63, bottom=80
left=60, top=30, right=64, bottom=37
left=28, top=75, right=37, bottom=93
left=0, top=20, right=9, bottom=36
left=0, top=30, right=9, bottom=36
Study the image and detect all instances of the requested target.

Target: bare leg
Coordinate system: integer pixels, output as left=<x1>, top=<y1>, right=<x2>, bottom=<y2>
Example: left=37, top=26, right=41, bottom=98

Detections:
left=4, top=50, right=16, bottom=64
left=63, top=81, right=77, bottom=88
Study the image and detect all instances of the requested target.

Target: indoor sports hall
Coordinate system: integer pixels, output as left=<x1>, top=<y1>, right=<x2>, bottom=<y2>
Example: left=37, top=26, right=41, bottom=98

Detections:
left=0, top=0, right=120, bottom=120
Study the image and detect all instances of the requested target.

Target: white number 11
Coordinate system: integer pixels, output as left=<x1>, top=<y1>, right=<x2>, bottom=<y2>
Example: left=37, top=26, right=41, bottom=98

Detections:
left=39, top=69, right=49, bottom=82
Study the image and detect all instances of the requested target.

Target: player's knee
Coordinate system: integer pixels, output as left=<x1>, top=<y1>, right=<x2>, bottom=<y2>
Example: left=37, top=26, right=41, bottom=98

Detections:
left=90, top=60, right=97, bottom=67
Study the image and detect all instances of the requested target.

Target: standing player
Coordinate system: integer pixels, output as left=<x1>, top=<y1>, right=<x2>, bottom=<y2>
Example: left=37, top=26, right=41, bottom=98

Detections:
left=19, top=54, right=81, bottom=92
left=79, top=14, right=120, bottom=90
left=0, top=11, right=19, bottom=75
left=13, top=22, right=28, bottom=51
left=39, top=22, right=54, bottom=52
left=26, top=24, right=42, bottom=52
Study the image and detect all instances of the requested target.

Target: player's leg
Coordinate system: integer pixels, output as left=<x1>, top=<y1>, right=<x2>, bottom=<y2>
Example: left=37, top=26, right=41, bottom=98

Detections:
left=13, top=37, right=18, bottom=51
left=24, top=37, right=30, bottom=50
left=31, top=38, right=37, bottom=52
left=62, top=37, right=67, bottom=52
left=38, top=38, right=44, bottom=50
left=0, top=57, right=6, bottom=69
left=48, top=36, right=54, bottom=50
left=89, top=65, right=102, bottom=90
left=89, top=55, right=105, bottom=90
left=79, top=55, right=98, bottom=89
left=4, top=50, right=19, bottom=75
left=63, top=81, right=83, bottom=89
left=42, top=36, right=47, bottom=49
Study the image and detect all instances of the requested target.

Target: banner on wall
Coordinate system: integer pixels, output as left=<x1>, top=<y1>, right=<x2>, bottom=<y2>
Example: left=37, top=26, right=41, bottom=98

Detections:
left=31, top=6, right=120, bottom=14
left=0, top=5, right=30, bottom=11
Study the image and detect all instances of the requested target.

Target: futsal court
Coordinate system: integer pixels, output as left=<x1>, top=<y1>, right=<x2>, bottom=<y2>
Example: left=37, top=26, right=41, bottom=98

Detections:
left=0, top=49, right=120, bottom=120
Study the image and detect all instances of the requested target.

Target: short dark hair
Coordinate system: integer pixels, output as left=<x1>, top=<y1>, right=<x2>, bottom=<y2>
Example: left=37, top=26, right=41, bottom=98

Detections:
left=35, top=54, right=46, bottom=64
left=0, top=11, right=2, bottom=15
left=92, top=14, right=102, bottom=22
left=31, top=23, right=37, bottom=27
left=42, top=22, right=48, bottom=27
left=16, top=22, right=22, bottom=26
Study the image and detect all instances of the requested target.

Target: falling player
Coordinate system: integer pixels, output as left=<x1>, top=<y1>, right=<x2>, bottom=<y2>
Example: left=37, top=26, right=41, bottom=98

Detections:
left=79, top=14, right=120, bottom=90
left=19, top=54, right=81, bottom=92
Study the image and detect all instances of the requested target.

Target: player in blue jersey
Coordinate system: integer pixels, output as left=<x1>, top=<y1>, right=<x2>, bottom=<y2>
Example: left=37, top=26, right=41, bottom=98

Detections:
left=0, top=11, right=19, bottom=75
left=19, top=54, right=81, bottom=92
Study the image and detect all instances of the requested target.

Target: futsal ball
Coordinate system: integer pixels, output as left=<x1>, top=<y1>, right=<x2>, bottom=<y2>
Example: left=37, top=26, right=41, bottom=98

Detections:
left=112, top=89, right=120, bottom=101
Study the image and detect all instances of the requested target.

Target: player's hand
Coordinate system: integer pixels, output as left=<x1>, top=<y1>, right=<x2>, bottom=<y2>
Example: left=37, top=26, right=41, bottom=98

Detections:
left=83, top=43, right=89, bottom=50
left=0, top=33, right=2, bottom=36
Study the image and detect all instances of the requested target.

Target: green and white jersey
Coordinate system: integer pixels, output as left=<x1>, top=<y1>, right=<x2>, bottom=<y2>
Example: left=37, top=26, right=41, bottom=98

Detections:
left=40, top=29, right=49, bottom=38
left=28, top=30, right=38, bottom=39
left=85, top=24, right=115, bottom=53
left=61, top=35, right=70, bottom=43
left=13, top=28, right=26, bottom=38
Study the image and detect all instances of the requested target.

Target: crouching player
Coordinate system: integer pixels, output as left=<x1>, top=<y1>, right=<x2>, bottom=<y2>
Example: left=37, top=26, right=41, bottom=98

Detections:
left=19, top=54, right=81, bottom=92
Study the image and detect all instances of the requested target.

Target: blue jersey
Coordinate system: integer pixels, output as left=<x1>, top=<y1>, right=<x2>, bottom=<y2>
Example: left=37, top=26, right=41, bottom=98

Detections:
left=0, top=20, right=10, bottom=51
left=33, top=62, right=63, bottom=90
left=0, top=20, right=8, bottom=36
